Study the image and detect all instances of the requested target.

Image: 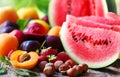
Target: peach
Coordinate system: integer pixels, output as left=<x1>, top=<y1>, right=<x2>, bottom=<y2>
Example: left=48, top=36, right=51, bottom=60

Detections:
left=0, top=7, right=18, bottom=24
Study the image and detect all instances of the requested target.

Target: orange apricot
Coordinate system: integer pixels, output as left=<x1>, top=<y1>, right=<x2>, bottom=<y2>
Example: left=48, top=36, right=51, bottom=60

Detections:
left=47, top=26, right=61, bottom=37
left=0, top=7, right=18, bottom=24
left=0, top=33, right=18, bottom=56
left=10, top=50, right=39, bottom=69
left=17, top=7, right=39, bottom=19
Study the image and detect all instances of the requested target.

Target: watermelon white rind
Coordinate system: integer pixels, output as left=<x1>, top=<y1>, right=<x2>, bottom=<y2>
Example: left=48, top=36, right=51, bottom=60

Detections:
left=60, top=22, right=120, bottom=69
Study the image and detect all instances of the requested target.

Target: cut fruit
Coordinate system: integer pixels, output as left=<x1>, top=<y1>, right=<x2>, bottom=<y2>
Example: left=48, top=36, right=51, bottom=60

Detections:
left=48, top=0, right=108, bottom=26
left=66, top=14, right=120, bottom=32
left=60, top=15, right=120, bottom=68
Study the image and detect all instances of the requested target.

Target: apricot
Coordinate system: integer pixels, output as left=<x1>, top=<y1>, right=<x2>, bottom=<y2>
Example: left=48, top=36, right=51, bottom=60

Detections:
left=28, top=19, right=50, bottom=34
left=47, top=26, right=61, bottom=37
left=0, top=7, right=18, bottom=24
left=10, top=50, right=39, bottom=69
left=17, top=7, right=39, bottom=19
left=0, top=33, right=18, bottom=56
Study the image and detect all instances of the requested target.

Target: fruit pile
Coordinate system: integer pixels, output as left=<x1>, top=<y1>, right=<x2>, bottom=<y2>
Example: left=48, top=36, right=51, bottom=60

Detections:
left=0, top=6, right=88, bottom=77
left=0, top=0, right=120, bottom=77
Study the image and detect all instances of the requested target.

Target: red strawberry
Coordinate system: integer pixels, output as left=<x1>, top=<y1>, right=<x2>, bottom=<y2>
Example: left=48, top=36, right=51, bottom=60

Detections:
left=38, top=55, right=48, bottom=62
left=40, top=47, right=58, bottom=56
left=56, top=52, right=70, bottom=62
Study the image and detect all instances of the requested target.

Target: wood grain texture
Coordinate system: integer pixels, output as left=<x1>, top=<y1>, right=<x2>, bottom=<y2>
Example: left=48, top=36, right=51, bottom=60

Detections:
left=0, top=59, right=120, bottom=77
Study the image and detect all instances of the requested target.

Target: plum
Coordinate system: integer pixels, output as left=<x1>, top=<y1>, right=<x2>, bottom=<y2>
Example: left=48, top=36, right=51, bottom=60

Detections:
left=0, top=26, right=15, bottom=33
left=10, top=29, right=25, bottom=43
left=19, top=40, right=41, bottom=52
left=42, top=15, right=49, bottom=24
left=24, top=33, right=46, bottom=44
left=46, top=36, right=64, bottom=51
left=1, top=20, right=19, bottom=29
left=0, top=21, right=19, bottom=33
left=24, top=23, right=46, bottom=36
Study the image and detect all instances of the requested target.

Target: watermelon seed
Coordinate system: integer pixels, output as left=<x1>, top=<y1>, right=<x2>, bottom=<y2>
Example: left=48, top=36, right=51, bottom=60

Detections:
left=72, top=35, right=78, bottom=42
left=103, top=39, right=109, bottom=45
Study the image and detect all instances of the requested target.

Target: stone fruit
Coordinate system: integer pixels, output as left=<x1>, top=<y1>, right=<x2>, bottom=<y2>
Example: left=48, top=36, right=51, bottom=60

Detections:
left=10, top=50, right=39, bottom=69
left=0, top=20, right=19, bottom=33
left=0, top=33, right=18, bottom=56
left=60, top=15, right=120, bottom=68
left=17, top=7, right=39, bottom=19
left=10, top=29, right=25, bottom=43
left=0, top=20, right=19, bottom=29
left=0, top=26, right=15, bottom=33
left=28, top=19, right=50, bottom=33
left=47, top=26, right=61, bottom=37
left=24, top=23, right=47, bottom=36
left=41, top=15, right=49, bottom=24
left=46, top=36, right=63, bottom=51
left=0, top=7, right=18, bottom=24
left=19, top=40, right=41, bottom=52
left=48, top=0, right=108, bottom=26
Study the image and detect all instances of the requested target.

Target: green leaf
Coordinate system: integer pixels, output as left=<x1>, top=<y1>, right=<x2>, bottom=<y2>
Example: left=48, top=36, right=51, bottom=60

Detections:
left=14, top=68, right=39, bottom=77
left=0, top=68, right=7, bottom=75
left=0, top=56, right=11, bottom=65
left=17, top=19, right=29, bottom=30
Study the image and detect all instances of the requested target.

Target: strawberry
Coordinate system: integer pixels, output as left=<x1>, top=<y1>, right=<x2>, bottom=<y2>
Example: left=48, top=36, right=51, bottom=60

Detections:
left=56, top=52, right=70, bottom=62
left=40, top=47, right=58, bottom=56
left=38, top=55, right=48, bottom=62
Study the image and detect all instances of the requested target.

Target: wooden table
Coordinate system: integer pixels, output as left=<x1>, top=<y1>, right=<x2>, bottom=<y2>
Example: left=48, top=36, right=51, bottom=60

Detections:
left=1, top=59, right=120, bottom=77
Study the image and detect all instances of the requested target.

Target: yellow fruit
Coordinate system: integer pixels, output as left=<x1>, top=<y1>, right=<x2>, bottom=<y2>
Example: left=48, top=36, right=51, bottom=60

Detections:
left=17, top=7, right=39, bottom=19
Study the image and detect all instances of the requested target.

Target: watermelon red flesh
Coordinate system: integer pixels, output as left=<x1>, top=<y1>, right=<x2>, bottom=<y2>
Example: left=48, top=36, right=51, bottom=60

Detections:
left=60, top=22, right=120, bottom=68
left=49, top=0, right=108, bottom=26
left=66, top=15, right=120, bottom=32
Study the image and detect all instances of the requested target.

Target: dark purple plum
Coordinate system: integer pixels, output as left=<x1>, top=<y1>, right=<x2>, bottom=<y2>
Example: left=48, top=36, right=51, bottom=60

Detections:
left=46, top=36, right=64, bottom=51
left=0, top=26, right=15, bottom=33
left=1, top=20, right=19, bottom=29
left=10, top=29, right=25, bottom=43
left=23, top=33, right=46, bottom=44
left=19, top=40, right=41, bottom=52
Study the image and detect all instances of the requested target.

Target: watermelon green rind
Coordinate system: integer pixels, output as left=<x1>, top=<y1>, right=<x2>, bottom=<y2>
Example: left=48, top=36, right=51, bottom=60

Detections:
left=60, top=22, right=120, bottom=69
left=106, top=0, right=117, bottom=13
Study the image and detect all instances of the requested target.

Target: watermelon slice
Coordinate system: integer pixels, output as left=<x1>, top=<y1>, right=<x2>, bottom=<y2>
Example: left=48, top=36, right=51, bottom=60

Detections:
left=66, top=14, right=120, bottom=32
left=60, top=16, right=120, bottom=68
left=49, top=0, right=108, bottom=26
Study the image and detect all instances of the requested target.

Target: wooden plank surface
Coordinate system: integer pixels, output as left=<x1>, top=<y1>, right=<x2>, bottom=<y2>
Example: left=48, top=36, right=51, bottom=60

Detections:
left=0, top=59, right=120, bottom=77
